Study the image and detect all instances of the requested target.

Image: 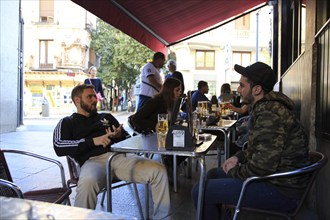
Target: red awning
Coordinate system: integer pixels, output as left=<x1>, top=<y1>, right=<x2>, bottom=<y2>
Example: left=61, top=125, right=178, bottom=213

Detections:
left=72, top=0, right=267, bottom=53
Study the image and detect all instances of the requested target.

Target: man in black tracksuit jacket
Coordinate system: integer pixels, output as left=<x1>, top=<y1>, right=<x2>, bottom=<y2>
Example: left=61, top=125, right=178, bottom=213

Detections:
left=53, top=84, right=170, bottom=219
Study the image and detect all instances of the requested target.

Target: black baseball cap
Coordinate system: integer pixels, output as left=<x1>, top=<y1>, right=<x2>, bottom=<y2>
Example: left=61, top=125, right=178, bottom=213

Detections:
left=234, top=62, right=276, bottom=92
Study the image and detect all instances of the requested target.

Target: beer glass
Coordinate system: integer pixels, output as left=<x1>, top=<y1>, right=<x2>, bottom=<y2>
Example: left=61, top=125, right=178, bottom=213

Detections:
left=157, top=113, right=169, bottom=135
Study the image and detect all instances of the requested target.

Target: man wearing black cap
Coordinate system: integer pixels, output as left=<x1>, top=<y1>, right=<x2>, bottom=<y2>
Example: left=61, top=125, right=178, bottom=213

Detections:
left=192, top=62, right=310, bottom=220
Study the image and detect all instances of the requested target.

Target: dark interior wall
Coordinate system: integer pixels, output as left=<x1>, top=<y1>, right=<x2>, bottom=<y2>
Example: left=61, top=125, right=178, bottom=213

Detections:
left=278, top=0, right=330, bottom=219
left=316, top=139, right=330, bottom=220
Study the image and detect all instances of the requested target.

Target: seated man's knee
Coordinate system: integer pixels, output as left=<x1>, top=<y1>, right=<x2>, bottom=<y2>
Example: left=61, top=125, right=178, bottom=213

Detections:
left=151, top=161, right=167, bottom=177
left=78, top=175, right=103, bottom=191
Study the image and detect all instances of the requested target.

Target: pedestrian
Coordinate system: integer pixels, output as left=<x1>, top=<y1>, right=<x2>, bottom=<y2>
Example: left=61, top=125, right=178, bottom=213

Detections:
left=165, top=59, right=185, bottom=95
left=137, top=52, right=165, bottom=110
left=84, top=66, right=105, bottom=110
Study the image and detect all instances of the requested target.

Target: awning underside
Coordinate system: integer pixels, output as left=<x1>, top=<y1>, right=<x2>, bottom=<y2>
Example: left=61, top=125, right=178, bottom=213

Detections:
left=72, top=0, right=267, bottom=52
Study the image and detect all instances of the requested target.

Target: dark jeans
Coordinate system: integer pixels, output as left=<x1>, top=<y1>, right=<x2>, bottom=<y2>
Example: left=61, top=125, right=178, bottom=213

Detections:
left=137, top=95, right=151, bottom=110
left=191, top=168, right=299, bottom=220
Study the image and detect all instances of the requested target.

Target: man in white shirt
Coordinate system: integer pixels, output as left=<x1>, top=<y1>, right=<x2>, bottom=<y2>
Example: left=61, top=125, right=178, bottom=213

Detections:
left=137, top=52, right=165, bottom=110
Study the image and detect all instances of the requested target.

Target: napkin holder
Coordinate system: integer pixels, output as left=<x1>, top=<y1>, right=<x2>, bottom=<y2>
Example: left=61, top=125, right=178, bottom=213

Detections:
left=165, top=125, right=195, bottom=151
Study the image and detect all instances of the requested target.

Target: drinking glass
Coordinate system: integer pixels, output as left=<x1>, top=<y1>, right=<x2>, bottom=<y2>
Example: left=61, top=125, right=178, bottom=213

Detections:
left=197, top=101, right=204, bottom=113
left=157, top=113, right=169, bottom=135
left=157, top=133, right=166, bottom=149
left=204, top=101, right=211, bottom=116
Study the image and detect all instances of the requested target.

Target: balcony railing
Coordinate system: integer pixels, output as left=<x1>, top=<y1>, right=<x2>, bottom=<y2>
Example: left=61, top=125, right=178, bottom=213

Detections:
left=235, top=30, right=250, bottom=39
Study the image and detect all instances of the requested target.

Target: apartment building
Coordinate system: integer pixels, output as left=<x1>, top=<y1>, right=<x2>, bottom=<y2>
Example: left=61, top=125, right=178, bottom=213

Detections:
left=21, top=0, right=97, bottom=115
left=169, top=6, right=274, bottom=98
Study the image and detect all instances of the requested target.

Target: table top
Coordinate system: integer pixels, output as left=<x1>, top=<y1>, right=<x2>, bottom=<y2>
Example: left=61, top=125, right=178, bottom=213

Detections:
left=200, top=119, right=237, bottom=131
left=0, top=196, right=136, bottom=220
left=111, top=133, right=217, bottom=157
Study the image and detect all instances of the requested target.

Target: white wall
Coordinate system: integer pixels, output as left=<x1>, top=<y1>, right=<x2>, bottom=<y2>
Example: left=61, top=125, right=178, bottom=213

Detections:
left=0, top=0, right=19, bottom=133
left=0, top=0, right=20, bottom=133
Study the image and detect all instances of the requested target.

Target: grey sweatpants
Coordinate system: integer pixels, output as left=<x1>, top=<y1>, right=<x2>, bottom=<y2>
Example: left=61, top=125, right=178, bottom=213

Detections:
left=74, top=152, right=170, bottom=219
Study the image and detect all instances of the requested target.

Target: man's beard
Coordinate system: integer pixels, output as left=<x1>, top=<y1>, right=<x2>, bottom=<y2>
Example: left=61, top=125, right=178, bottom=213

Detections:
left=243, top=89, right=254, bottom=104
left=80, top=99, right=97, bottom=114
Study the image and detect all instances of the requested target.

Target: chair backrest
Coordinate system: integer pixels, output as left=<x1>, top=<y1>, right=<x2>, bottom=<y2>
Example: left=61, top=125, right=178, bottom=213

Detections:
left=0, top=150, right=20, bottom=198
left=233, top=151, right=328, bottom=220
left=0, top=150, right=12, bottom=182
left=290, top=151, right=327, bottom=216
left=66, top=156, right=80, bottom=187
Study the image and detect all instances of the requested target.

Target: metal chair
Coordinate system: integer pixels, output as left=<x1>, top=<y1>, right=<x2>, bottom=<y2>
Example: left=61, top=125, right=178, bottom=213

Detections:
left=0, top=149, right=72, bottom=205
left=233, top=151, right=328, bottom=220
left=66, top=156, right=144, bottom=219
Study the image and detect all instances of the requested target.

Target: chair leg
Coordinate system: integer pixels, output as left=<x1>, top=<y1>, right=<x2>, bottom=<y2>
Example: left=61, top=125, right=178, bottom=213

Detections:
left=133, top=183, right=144, bottom=220
left=66, top=197, right=71, bottom=206
left=100, top=189, right=106, bottom=206
left=187, top=157, right=192, bottom=178
left=145, top=184, right=149, bottom=220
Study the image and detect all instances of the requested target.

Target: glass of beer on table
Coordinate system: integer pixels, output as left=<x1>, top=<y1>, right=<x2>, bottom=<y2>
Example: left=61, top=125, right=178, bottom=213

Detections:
left=157, top=113, right=169, bottom=135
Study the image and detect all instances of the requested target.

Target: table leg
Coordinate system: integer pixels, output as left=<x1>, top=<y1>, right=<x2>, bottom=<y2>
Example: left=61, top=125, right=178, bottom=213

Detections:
left=196, top=156, right=206, bottom=220
left=218, top=129, right=228, bottom=162
left=173, top=155, right=177, bottom=192
left=143, top=153, right=150, bottom=220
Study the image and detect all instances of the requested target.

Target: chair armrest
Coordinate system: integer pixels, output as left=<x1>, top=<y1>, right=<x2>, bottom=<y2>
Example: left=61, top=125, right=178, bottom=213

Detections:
left=67, top=156, right=81, bottom=177
left=2, top=149, right=67, bottom=188
left=233, top=159, right=322, bottom=220
left=0, top=178, right=24, bottom=198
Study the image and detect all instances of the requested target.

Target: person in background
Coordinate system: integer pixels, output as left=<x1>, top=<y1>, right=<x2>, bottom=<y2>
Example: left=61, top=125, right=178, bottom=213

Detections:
left=191, top=80, right=210, bottom=111
left=131, top=78, right=182, bottom=133
left=127, top=98, right=132, bottom=113
left=53, top=84, right=170, bottom=219
left=137, top=52, right=165, bottom=110
left=218, top=83, right=234, bottom=103
left=84, top=66, right=105, bottom=110
left=130, top=78, right=186, bottom=172
left=228, top=103, right=249, bottom=116
left=113, top=95, right=119, bottom=112
left=165, top=59, right=185, bottom=95
left=192, top=62, right=310, bottom=220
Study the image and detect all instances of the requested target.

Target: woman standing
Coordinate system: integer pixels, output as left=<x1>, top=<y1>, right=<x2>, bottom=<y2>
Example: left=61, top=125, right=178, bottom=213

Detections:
left=84, top=66, right=105, bottom=110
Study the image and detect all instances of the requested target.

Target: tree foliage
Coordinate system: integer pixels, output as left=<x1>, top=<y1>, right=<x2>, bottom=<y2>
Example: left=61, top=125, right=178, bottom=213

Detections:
left=90, top=19, right=154, bottom=90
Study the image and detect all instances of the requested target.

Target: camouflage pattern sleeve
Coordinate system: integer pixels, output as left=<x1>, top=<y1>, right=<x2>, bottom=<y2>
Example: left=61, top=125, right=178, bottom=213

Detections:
left=228, top=105, right=285, bottom=179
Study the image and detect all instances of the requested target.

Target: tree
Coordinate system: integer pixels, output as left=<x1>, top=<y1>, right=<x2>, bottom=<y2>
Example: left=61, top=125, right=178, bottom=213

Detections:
left=90, top=19, right=154, bottom=91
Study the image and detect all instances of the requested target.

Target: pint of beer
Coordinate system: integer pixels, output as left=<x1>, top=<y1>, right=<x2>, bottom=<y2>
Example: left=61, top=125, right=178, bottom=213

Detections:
left=157, top=114, right=169, bottom=135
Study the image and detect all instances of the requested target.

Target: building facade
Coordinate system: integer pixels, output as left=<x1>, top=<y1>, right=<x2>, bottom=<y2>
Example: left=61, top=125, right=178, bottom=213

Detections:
left=21, top=0, right=97, bottom=116
left=169, top=6, right=273, bottom=98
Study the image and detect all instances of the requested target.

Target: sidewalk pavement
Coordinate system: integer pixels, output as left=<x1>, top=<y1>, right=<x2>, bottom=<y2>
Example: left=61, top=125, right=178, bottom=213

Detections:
left=0, top=110, right=201, bottom=219
left=0, top=111, right=141, bottom=212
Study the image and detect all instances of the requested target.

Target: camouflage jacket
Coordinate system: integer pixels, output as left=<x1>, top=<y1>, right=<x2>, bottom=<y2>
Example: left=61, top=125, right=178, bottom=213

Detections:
left=228, top=91, right=310, bottom=190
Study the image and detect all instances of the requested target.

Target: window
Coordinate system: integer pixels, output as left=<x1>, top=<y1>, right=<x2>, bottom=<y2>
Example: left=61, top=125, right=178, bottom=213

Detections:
left=235, top=14, right=250, bottom=30
left=195, top=50, right=215, bottom=70
left=39, top=40, right=54, bottom=68
left=232, top=51, right=251, bottom=67
left=39, top=0, right=54, bottom=23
